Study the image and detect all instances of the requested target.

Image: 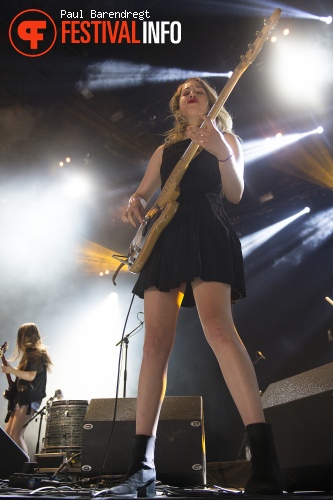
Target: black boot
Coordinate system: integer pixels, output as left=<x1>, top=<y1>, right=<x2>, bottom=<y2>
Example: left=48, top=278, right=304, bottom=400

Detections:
left=244, top=423, right=283, bottom=495
left=107, top=435, right=156, bottom=498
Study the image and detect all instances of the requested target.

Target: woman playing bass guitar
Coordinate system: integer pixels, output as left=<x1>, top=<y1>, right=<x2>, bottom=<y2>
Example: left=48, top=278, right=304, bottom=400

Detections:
left=108, top=78, right=283, bottom=496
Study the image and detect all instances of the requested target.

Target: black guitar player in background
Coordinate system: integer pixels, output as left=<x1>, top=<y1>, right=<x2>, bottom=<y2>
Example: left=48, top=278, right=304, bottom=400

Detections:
left=1, top=323, right=52, bottom=456
left=108, top=78, right=283, bottom=497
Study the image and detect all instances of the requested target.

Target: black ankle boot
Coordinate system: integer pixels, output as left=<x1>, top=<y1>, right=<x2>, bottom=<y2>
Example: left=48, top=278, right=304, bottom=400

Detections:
left=107, top=435, right=156, bottom=498
left=244, top=423, right=283, bottom=495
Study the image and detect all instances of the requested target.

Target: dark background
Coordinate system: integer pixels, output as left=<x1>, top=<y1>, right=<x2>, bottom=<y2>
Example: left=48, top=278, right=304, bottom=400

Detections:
left=0, top=0, right=332, bottom=462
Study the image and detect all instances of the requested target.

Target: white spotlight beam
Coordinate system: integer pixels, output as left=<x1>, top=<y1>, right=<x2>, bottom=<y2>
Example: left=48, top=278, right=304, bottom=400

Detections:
left=273, top=207, right=333, bottom=268
left=243, top=128, right=323, bottom=165
left=241, top=207, right=310, bottom=259
left=186, top=0, right=317, bottom=20
left=77, top=61, right=230, bottom=91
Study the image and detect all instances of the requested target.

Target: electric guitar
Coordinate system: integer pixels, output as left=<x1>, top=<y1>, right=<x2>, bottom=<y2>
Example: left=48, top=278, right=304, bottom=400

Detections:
left=117, top=8, right=281, bottom=274
left=0, top=342, right=17, bottom=403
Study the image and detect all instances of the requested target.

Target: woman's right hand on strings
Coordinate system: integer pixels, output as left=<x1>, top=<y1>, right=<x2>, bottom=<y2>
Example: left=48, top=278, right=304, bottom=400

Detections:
left=121, top=195, right=147, bottom=227
left=120, top=145, right=163, bottom=227
left=1, top=363, right=12, bottom=374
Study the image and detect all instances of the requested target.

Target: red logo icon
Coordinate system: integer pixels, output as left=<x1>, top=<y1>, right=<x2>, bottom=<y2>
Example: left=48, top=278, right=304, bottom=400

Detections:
left=9, top=9, right=57, bottom=57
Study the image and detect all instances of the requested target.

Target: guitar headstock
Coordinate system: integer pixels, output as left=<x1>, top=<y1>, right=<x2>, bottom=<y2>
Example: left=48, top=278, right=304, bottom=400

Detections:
left=236, top=8, right=282, bottom=72
left=206, top=8, right=282, bottom=123
left=0, top=342, right=9, bottom=357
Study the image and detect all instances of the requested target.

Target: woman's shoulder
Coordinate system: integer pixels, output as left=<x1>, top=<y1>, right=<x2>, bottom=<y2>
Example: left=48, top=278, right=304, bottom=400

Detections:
left=154, top=144, right=164, bottom=158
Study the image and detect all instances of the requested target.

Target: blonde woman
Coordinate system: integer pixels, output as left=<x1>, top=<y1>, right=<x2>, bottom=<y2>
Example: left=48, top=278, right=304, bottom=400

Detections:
left=111, top=78, right=282, bottom=496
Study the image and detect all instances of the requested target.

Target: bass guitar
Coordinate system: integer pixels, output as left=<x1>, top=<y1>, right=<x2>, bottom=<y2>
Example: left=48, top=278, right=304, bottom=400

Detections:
left=115, top=8, right=281, bottom=275
left=0, top=342, right=17, bottom=404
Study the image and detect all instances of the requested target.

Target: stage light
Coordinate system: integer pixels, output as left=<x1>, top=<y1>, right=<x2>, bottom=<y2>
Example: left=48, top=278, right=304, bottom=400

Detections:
left=282, top=29, right=290, bottom=36
left=0, top=183, right=89, bottom=277
left=77, top=60, right=231, bottom=91
left=320, top=16, right=332, bottom=24
left=316, top=126, right=324, bottom=134
left=241, top=207, right=310, bottom=259
left=62, top=175, right=90, bottom=199
left=271, top=39, right=329, bottom=105
left=74, top=239, right=129, bottom=275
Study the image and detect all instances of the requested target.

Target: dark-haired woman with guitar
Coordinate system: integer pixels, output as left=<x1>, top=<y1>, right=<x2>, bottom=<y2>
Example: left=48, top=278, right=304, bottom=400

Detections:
left=108, top=77, right=283, bottom=497
left=1, top=323, right=52, bottom=456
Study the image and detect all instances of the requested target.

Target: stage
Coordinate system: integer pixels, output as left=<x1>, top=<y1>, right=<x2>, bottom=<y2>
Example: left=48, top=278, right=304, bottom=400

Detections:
left=1, top=459, right=333, bottom=500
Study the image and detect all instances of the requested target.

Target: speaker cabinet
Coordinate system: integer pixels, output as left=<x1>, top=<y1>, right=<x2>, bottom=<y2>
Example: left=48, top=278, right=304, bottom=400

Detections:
left=0, top=427, right=29, bottom=479
left=262, top=362, right=333, bottom=492
left=81, top=396, right=206, bottom=486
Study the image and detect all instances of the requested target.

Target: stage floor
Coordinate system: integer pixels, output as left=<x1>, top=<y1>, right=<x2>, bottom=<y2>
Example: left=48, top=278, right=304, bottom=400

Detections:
left=1, top=487, right=333, bottom=500
left=1, top=473, right=333, bottom=500
left=1, top=460, right=332, bottom=500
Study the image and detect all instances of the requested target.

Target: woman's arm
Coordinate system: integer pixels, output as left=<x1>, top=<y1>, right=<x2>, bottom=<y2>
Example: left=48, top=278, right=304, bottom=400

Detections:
left=218, top=132, right=244, bottom=204
left=186, top=116, right=244, bottom=204
left=122, top=145, right=164, bottom=227
left=1, top=363, right=37, bottom=382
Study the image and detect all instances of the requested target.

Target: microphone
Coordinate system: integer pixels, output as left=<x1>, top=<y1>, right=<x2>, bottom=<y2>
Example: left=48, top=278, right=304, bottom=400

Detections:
left=256, top=351, right=266, bottom=360
left=54, top=389, right=64, bottom=400
left=325, top=296, right=333, bottom=306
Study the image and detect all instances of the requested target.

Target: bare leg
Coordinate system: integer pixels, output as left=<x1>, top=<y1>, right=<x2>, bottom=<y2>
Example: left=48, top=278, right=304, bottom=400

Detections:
left=192, top=279, right=264, bottom=425
left=136, top=286, right=184, bottom=436
left=193, top=279, right=283, bottom=494
left=5, top=406, right=32, bottom=456
left=106, top=285, right=185, bottom=498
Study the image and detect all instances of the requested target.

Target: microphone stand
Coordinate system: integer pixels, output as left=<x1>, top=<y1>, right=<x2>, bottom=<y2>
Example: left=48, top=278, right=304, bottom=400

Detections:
left=34, top=405, right=46, bottom=455
left=115, top=314, right=144, bottom=397
left=23, top=395, right=56, bottom=454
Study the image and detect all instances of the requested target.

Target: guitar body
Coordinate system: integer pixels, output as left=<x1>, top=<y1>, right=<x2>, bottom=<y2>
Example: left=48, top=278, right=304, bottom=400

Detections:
left=129, top=201, right=179, bottom=273
left=4, top=384, right=17, bottom=402
left=120, top=9, right=281, bottom=275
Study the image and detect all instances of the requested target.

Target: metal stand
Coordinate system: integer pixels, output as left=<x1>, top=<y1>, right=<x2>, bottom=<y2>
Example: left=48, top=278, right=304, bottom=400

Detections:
left=115, top=313, right=144, bottom=397
left=23, top=390, right=63, bottom=454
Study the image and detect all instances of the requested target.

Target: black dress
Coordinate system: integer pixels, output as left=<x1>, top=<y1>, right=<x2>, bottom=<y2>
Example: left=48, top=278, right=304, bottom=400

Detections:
left=15, top=354, right=47, bottom=414
left=133, top=139, right=246, bottom=307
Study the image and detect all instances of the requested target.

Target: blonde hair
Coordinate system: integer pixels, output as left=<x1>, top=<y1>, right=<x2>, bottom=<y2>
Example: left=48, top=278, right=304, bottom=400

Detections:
left=13, top=323, right=52, bottom=371
left=164, top=78, right=234, bottom=146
